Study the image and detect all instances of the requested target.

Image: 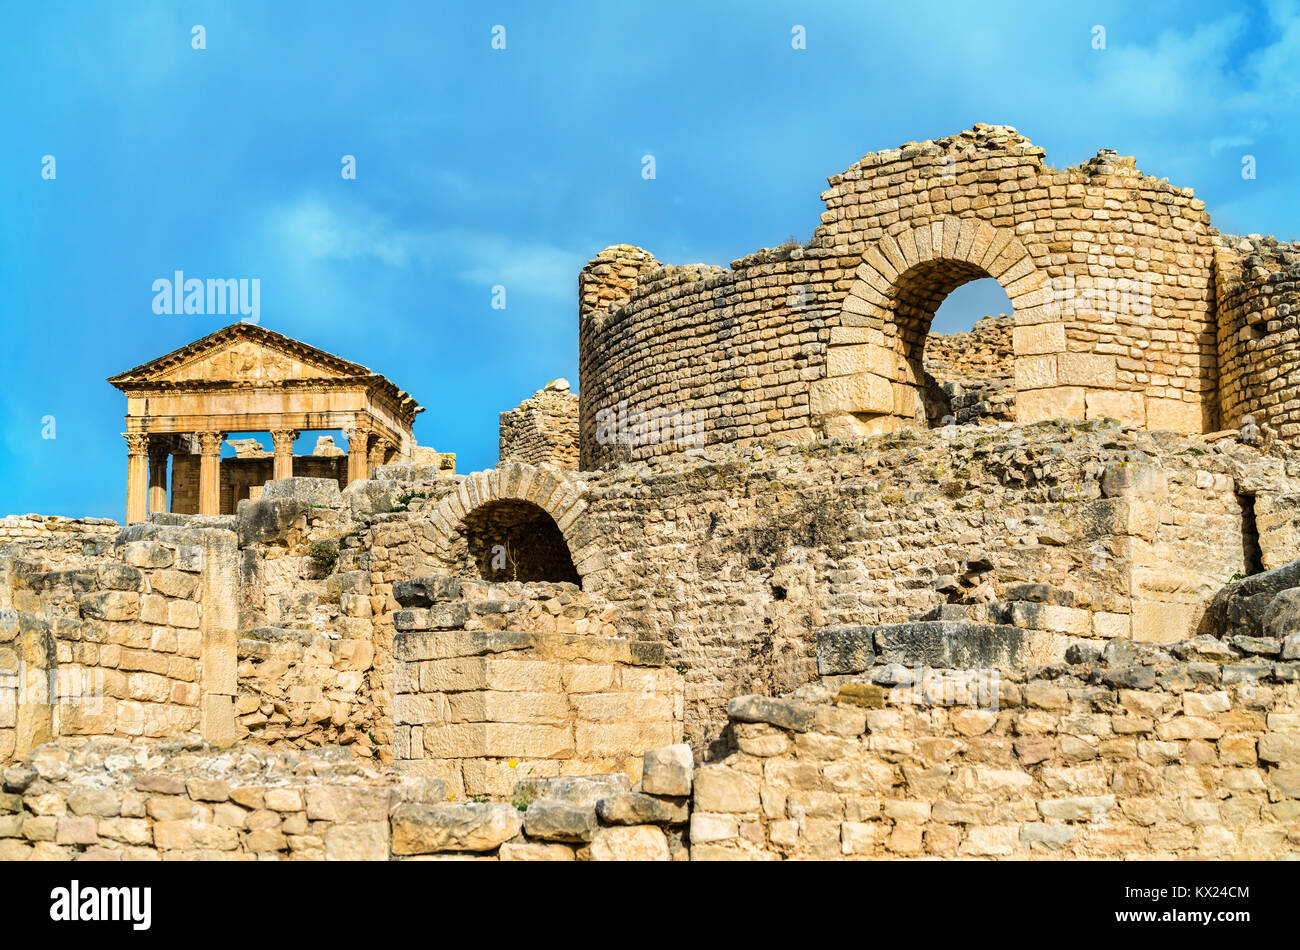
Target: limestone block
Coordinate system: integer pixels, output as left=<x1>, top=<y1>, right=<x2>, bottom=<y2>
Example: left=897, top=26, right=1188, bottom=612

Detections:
left=1145, top=396, right=1203, bottom=434
left=576, top=721, right=676, bottom=757
left=167, top=600, right=200, bottom=629
left=79, top=591, right=139, bottom=622
left=122, top=541, right=174, bottom=569
left=499, top=841, right=575, bottom=861
left=201, top=693, right=236, bottom=747
left=693, top=767, right=760, bottom=814
left=390, top=802, right=522, bottom=854
left=1085, top=390, right=1146, bottom=427
left=688, top=812, right=738, bottom=844
left=1017, top=386, right=1085, bottom=423
left=808, top=372, right=893, bottom=416
left=1014, top=355, right=1058, bottom=391
left=1012, top=322, right=1065, bottom=355
left=1057, top=353, right=1116, bottom=387
left=1093, top=612, right=1130, bottom=639
left=522, top=799, right=596, bottom=843
left=1037, top=795, right=1115, bottom=821
left=596, top=792, right=688, bottom=826
left=1131, top=602, right=1196, bottom=643
left=448, top=690, right=566, bottom=724
left=641, top=744, right=693, bottom=797
left=304, top=786, right=391, bottom=823
left=323, top=822, right=388, bottom=861
left=1259, top=732, right=1300, bottom=767
left=582, top=825, right=669, bottom=861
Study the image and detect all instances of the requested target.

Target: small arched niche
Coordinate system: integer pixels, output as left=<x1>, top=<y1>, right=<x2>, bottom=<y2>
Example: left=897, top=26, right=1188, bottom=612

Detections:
left=457, top=499, right=581, bottom=585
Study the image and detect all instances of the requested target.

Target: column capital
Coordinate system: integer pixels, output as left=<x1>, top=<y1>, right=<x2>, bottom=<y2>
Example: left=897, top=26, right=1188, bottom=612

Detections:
left=270, top=428, right=301, bottom=444
left=123, top=433, right=150, bottom=456
left=197, top=432, right=225, bottom=455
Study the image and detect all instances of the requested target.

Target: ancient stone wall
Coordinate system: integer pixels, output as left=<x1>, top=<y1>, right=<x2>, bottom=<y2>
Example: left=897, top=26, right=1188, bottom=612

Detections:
left=15, top=429, right=1280, bottom=766
left=556, top=426, right=1298, bottom=747
left=8, top=618, right=1297, bottom=862
left=378, top=432, right=1300, bottom=749
left=235, top=626, right=376, bottom=753
left=0, top=515, right=119, bottom=567
left=390, top=576, right=682, bottom=800
left=0, top=738, right=695, bottom=861
left=580, top=126, right=1232, bottom=468
left=0, top=741, right=436, bottom=861
left=0, top=534, right=216, bottom=761
left=1215, top=238, right=1300, bottom=439
left=499, top=381, right=580, bottom=469
left=687, top=634, right=1300, bottom=860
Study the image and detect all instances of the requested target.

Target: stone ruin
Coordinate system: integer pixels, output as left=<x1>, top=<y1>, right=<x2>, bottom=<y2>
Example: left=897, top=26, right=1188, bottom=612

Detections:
left=2, top=126, right=1299, bottom=861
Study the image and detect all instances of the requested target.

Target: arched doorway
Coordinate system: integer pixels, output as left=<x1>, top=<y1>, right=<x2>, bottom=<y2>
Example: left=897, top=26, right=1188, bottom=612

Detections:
left=920, top=278, right=1016, bottom=427
left=456, top=499, right=581, bottom=584
left=813, top=216, right=1047, bottom=437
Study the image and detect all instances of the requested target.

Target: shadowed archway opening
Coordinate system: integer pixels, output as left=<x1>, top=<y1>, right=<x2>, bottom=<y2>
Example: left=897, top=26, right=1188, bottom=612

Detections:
left=458, top=499, right=581, bottom=585
left=888, top=262, right=1015, bottom=429
left=921, top=277, right=1016, bottom=427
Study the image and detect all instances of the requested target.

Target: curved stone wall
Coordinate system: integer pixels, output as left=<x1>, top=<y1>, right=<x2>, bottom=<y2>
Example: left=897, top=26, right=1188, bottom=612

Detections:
left=1216, top=238, right=1300, bottom=438
left=580, top=125, right=1225, bottom=465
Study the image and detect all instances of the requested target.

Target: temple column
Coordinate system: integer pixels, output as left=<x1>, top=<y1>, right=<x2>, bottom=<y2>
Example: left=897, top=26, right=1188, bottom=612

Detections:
left=368, top=437, right=393, bottom=479
left=346, top=422, right=371, bottom=486
left=147, top=440, right=170, bottom=515
left=198, top=431, right=225, bottom=516
left=271, top=428, right=299, bottom=481
left=124, top=433, right=150, bottom=524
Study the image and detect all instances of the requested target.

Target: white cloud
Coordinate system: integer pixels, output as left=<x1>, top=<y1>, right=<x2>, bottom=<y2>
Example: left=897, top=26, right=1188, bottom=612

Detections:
left=266, top=196, right=580, bottom=301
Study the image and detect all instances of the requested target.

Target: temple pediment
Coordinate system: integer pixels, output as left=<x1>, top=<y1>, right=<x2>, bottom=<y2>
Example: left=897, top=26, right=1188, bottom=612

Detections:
left=108, top=324, right=374, bottom=389
left=147, top=338, right=347, bottom=385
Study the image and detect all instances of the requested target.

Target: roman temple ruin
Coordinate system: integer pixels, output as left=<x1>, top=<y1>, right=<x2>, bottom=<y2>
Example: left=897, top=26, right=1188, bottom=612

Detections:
left=2, top=126, right=1299, bottom=861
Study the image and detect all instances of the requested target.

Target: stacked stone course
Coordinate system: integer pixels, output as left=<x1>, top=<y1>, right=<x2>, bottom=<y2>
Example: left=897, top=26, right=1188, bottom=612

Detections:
left=390, top=576, right=683, bottom=800
left=499, top=380, right=580, bottom=469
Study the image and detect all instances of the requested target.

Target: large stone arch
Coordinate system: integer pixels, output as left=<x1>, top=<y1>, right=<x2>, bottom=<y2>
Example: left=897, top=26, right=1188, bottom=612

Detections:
left=813, top=216, right=1055, bottom=436
left=428, top=461, right=602, bottom=583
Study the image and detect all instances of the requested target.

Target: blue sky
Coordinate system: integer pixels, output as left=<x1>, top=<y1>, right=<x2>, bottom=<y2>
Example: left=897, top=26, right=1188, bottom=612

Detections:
left=2, top=0, right=1297, bottom=519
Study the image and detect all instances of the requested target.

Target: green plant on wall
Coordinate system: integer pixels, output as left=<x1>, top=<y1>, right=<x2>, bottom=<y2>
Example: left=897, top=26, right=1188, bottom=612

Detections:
left=309, top=539, right=339, bottom=573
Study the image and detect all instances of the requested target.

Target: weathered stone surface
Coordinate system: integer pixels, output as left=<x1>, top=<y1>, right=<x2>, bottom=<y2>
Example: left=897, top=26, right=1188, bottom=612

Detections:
left=873, top=622, right=1045, bottom=669
left=581, top=825, right=669, bottom=861
left=693, top=767, right=760, bottom=814
left=391, top=803, right=523, bottom=854
left=522, top=799, right=596, bottom=842
left=726, top=696, right=816, bottom=733
left=324, top=822, right=388, bottom=861
left=641, top=744, right=693, bottom=797
left=513, top=774, right=631, bottom=808
left=236, top=498, right=306, bottom=546
left=817, top=627, right=876, bottom=675
left=498, top=841, right=575, bottom=861
left=260, top=477, right=343, bottom=508
left=596, top=792, right=689, bottom=825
